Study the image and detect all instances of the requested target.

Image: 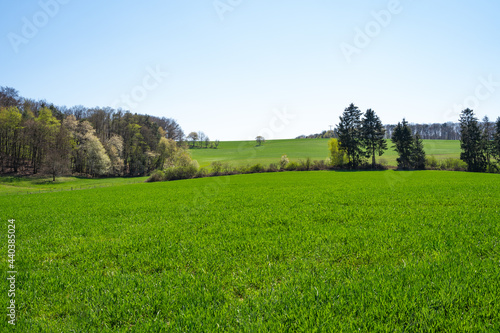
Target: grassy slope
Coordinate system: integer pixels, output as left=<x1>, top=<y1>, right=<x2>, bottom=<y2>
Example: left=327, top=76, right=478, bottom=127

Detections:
left=2, top=170, right=499, bottom=332
left=0, top=176, right=148, bottom=195
left=190, top=139, right=461, bottom=168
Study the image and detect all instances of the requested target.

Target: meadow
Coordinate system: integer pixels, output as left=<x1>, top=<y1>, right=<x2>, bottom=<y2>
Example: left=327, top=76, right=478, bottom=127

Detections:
left=1, top=170, right=499, bottom=332
left=0, top=176, right=148, bottom=196
left=190, top=139, right=461, bottom=168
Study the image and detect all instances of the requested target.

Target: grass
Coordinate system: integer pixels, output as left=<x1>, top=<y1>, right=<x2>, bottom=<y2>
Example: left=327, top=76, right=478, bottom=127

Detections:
left=0, top=176, right=148, bottom=195
left=1, top=170, right=499, bottom=331
left=189, top=139, right=461, bottom=168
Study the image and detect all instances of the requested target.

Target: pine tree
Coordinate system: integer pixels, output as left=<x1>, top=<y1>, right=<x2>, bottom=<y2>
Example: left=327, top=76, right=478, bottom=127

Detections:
left=337, top=103, right=364, bottom=169
left=459, top=109, right=487, bottom=172
left=493, top=117, right=500, bottom=167
left=481, top=116, right=494, bottom=169
left=411, top=134, right=426, bottom=170
left=361, top=109, right=387, bottom=168
left=391, top=119, right=414, bottom=169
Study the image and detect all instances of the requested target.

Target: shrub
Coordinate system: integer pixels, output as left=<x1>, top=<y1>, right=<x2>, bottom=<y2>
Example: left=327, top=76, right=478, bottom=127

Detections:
left=267, top=163, right=279, bottom=172
left=249, top=163, right=265, bottom=173
left=146, top=170, right=165, bottom=182
left=222, top=162, right=235, bottom=175
left=195, top=168, right=209, bottom=178
left=211, top=161, right=222, bottom=175
left=285, top=162, right=298, bottom=171
left=328, top=138, right=348, bottom=167
left=280, top=155, right=289, bottom=170
left=440, top=158, right=467, bottom=171
left=296, top=159, right=311, bottom=171
left=237, top=165, right=250, bottom=174
left=311, top=160, right=327, bottom=170
left=163, top=165, right=198, bottom=181
left=425, top=155, right=439, bottom=169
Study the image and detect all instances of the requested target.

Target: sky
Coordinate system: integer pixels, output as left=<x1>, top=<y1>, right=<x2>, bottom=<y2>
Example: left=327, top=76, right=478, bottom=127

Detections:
left=1, top=0, right=500, bottom=141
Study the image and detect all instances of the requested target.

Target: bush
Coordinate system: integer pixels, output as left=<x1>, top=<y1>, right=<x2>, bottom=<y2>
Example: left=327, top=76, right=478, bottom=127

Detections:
left=222, top=162, right=235, bottom=175
left=285, top=161, right=299, bottom=171
left=296, top=158, right=312, bottom=171
left=146, top=170, right=165, bottom=182
left=311, top=160, right=327, bottom=170
left=439, top=158, right=467, bottom=171
left=248, top=163, right=265, bottom=173
left=280, top=155, right=289, bottom=170
left=211, top=161, right=222, bottom=175
left=163, top=164, right=198, bottom=181
left=425, top=155, right=439, bottom=169
left=328, top=138, right=348, bottom=167
left=195, top=168, right=209, bottom=178
left=267, top=163, right=279, bottom=172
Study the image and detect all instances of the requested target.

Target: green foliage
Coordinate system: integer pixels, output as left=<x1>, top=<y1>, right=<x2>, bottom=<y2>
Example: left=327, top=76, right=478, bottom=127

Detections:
left=337, top=103, right=365, bottom=168
left=493, top=117, right=500, bottom=163
left=328, top=138, right=348, bottom=167
left=425, top=155, right=439, bottom=169
left=361, top=109, right=387, bottom=167
left=248, top=163, right=265, bottom=173
left=459, top=108, right=487, bottom=172
left=2, top=171, right=500, bottom=331
left=392, top=119, right=414, bottom=169
left=285, top=161, right=299, bottom=171
left=411, top=134, right=426, bottom=170
left=266, top=163, right=279, bottom=172
left=439, top=158, right=468, bottom=171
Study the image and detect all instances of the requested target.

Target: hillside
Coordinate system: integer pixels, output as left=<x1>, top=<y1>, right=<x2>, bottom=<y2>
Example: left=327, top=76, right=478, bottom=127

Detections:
left=190, top=139, right=462, bottom=168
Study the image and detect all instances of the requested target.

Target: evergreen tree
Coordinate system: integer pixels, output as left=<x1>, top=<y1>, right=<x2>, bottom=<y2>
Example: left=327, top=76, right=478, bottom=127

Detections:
left=411, top=134, right=426, bottom=170
left=391, top=119, right=414, bottom=169
left=459, top=109, right=487, bottom=172
left=337, top=103, right=364, bottom=169
left=481, top=116, right=494, bottom=168
left=493, top=117, right=500, bottom=166
left=361, top=109, right=387, bottom=168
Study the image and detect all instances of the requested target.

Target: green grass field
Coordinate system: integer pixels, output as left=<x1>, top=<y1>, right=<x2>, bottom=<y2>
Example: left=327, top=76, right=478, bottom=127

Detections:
left=2, top=170, right=499, bottom=331
left=190, top=139, right=461, bottom=168
left=0, top=176, right=148, bottom=196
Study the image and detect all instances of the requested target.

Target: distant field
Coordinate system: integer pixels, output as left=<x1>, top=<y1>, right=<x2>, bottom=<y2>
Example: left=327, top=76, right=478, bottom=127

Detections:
left=190, top=139, right=461, bottom=168
left=2, top=170, right=499, bottom=331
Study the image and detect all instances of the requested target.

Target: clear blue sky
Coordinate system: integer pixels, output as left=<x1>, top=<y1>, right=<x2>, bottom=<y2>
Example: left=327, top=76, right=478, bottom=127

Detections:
left=1, top=0, right=500, bottom=140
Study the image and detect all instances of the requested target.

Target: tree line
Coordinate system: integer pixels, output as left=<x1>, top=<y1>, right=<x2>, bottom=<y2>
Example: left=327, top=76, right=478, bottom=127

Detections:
left=0, top=86, right=212, bottom=178
left=330, top=103, right=500, bottom=172
left=298, top=121, right=462, bottom=140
